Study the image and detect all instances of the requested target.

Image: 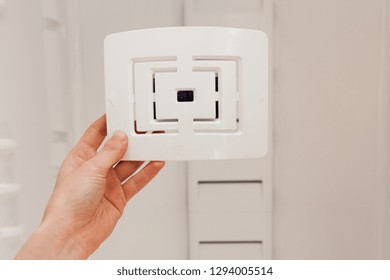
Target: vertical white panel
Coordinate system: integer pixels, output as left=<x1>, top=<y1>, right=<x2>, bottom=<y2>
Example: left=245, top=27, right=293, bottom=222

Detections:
left=186, top=0, right=274, bottom=260
left=188, top=160, right=272, bottom=259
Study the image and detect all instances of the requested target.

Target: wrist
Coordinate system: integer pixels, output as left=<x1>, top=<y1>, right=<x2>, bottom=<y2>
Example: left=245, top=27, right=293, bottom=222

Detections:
left=15, top=220, right=89, bottom=260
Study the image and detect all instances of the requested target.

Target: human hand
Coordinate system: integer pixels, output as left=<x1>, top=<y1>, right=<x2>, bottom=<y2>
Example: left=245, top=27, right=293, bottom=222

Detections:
left=15, top=115, right=165, bottom=259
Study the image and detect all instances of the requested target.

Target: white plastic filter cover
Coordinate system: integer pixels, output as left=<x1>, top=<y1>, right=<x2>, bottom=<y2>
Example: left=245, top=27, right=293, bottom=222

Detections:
left=104, top=27, right=268, bottom=160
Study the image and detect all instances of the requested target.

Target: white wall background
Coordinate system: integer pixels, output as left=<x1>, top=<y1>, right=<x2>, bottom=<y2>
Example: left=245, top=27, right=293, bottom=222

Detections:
left=0, top=0, right=389, bottom=259
left=273, top=0, right=387, bottom=259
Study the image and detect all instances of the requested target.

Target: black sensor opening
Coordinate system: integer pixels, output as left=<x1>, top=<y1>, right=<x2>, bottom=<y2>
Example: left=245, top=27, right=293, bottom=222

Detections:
left=177, top=90, right=194, bottom=102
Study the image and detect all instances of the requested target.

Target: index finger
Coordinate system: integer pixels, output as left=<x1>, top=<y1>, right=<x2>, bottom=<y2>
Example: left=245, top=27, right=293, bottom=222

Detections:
left=76, top=115, right=107, bottom=151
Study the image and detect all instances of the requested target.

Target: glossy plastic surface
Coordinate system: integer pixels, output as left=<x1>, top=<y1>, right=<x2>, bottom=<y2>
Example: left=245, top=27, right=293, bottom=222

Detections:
left=104, top=27, right=268, bottom=160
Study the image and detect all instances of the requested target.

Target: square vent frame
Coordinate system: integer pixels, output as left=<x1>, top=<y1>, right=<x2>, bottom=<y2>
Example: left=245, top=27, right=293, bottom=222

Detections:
left=104, top=27, right=268, bottom=160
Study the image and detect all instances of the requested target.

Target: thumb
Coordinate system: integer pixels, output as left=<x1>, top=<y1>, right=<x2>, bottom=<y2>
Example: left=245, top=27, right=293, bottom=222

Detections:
left=88, top=131, right=128, bottom=173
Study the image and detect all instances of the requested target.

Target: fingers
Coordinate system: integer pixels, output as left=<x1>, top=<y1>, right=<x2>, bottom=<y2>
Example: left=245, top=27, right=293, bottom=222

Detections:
left=114, top=160, right=145, bottom=182
left=75, top=115, right=107, bottom=152
left=122, top=161, right=165, bottom=202
left=87, top=131, right=128, bottom=173
left=58, top=115, right=109, bottom=179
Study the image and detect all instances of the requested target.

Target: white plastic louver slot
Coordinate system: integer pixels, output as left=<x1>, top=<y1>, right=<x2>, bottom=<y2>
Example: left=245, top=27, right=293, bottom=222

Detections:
left=105, top=27, right=268, bottom=160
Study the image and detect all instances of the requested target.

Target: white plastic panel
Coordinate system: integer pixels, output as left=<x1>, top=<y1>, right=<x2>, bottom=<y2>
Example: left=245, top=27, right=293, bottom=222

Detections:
left=197, top=182, right=263, bottom=241
left=105, top=26, right=268, bottom=160
left=199, top=243, right=263, bottom=260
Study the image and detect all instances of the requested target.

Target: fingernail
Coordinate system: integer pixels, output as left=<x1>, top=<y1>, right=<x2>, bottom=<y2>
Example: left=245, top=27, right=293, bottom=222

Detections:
left=154, top=161, right=165, bottom=167
left=112, top=131, right=127, bottom=141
